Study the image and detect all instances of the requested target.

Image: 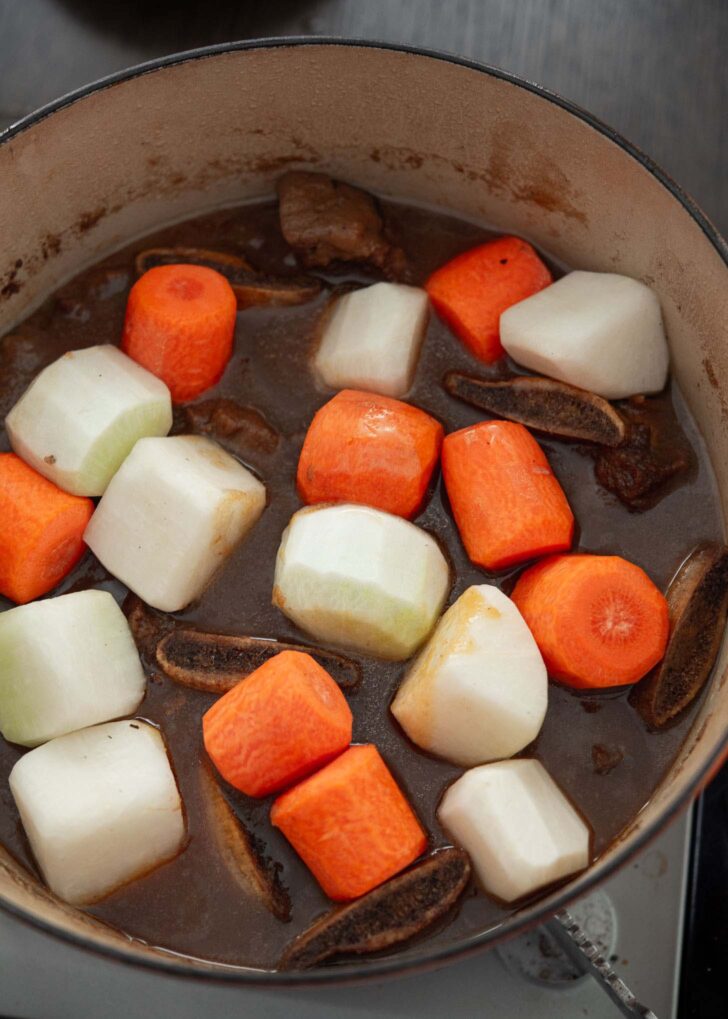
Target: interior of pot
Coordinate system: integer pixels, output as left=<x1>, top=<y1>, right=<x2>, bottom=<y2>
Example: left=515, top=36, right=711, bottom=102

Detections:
left=0, top=40, right=726, bottom=982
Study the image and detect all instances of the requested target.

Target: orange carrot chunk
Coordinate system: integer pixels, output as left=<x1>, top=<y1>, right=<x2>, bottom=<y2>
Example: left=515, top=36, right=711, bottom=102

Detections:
left=271, top=744, right=427, bottom=901
left=0, top=453, right=93, bottom=604
left=122, top=264, right=237, bottom=402
left=426, top=236, right=552, bottom=363
left=203, top=650, right=352, bottom=798
left=512, top=554, right=669, bottom=689
left=442, top=420, right=573, bottom=571
left=297, top=389, right=444, bottom=519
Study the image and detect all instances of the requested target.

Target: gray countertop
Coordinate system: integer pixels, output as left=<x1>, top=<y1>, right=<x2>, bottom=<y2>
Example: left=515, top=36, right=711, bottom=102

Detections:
left=0, top=0, right=726, bottom=234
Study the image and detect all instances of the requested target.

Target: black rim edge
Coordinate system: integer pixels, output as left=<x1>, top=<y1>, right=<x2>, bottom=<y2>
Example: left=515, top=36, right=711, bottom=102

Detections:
left=1, top=34, right=727, bottom=987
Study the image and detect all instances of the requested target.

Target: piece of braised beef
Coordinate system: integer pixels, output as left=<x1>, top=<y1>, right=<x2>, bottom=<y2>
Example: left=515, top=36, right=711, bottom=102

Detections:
left=444, top=372, right=627, bottom=447
left=276, top=171, right=407, bottom=278
left=632, top=542, right=728, bottom=728
left=156, top=628, right=361, bottom=693
left=591, top=395, right=694, bottom=510
left=279, top=847, right=471, bottom=969
left=200, top=762, right=291, bottom=921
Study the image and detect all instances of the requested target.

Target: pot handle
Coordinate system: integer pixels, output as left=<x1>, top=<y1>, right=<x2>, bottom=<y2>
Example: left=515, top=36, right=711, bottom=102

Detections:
left=545, top=909, right=659, bottom=1019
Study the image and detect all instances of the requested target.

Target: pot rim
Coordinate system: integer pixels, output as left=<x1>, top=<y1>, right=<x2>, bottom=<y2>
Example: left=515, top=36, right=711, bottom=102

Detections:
left=0, top=35, right=726, bottom=988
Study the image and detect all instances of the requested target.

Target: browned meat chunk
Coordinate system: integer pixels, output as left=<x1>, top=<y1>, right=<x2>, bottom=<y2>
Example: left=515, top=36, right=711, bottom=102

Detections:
left=277, top=171, right=406, bottom=277
left=135, top=246, right=321, bottom=309
left=279, top=848, right=471, bottom=969
left=591, top=744, right=624, bottom=775
left=592, top=396, right=694, bottom=510
left=444, top=372, right=627, bottom=447
left=632, top=542, right=728, bottom=728
left=177, top=399, right=280, bottom=457
left=156, top=628, right=361, bottom=693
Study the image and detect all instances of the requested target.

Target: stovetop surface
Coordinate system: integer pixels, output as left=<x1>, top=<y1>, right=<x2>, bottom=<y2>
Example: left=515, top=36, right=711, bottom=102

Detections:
left=0, top=810, right=692, bottom=1019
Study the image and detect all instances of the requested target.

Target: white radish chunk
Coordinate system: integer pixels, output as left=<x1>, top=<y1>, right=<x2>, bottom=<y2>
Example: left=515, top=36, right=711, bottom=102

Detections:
left=84, top=435, right=266, bottom=612
left=500, top=271, right=669, bottom=399
left=273, top=503, right=449, bottom=660
left=6, top=344, right=172, bottom=496
left=0, top=590, right=145, bottom=748
left=9, top=720, right=185, bottom=905
left=391, top=585, right=547, bottom=765
left=313, top=283, right=429, bottom=397
left=438, top=759, right=590, bottom=903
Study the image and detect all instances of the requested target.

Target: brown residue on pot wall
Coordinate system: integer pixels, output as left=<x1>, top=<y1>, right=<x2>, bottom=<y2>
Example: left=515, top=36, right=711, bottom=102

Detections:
left=0, top=259, right=23, bottom=299
left=75, top=206, right=106, bottom=235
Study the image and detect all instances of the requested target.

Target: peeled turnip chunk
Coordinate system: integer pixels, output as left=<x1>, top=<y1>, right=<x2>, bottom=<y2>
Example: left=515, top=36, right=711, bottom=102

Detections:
left=500, top=271, right=669, bottom=399
left=273, top=504, right=449, bottom=660
left=438, top=759, right=590, bottom=903
left=391, top=585, right=547, bottom=765
left=313, top=283, right=429, bottom=397
left=0, top=590, right=145, bottom=747
left=6, top=344, right=172, bottom=495
left=84, top=435, right=266, bottom=612
left=9, top=720, right=185, bottom=905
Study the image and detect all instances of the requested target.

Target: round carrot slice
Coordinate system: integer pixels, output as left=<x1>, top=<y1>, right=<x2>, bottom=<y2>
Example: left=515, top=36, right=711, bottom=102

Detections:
left=512, top=554, right=669, bottom=689
left=122, top=264, right=237, bottom=402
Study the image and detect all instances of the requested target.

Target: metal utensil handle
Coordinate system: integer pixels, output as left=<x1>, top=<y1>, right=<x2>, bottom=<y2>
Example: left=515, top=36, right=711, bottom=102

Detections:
left=546, top=909, right=659, bottom=1019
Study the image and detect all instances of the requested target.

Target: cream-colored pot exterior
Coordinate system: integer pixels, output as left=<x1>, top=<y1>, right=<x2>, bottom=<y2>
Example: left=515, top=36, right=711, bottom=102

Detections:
left=0, top=40, right=726, bottom=983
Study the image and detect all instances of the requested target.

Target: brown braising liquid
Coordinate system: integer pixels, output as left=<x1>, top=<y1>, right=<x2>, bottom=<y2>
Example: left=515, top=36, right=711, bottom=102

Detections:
left=0, top=199, right=723, bottom=969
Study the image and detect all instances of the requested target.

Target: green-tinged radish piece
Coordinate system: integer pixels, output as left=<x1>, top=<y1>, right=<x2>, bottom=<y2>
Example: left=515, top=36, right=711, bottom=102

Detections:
left=632, top=542, right=728, bottom=728
left=273, top=504, right=449, bottom=660
left=500, top=271, right=668, bottom=400
left=280, top=848, right=471, bottom=969
left=391, top=585, right=547, bottom=766
left=313, top=283, right=429, bottom=398
left=9, top=720, right=185, bottom=905
left=6, top=344, right=172, bottom=496
left=0, top=590, right=145, bottom=747
left=443, top=372, right=627, bottom=447
left=157, top=628, right=361, bottom=693
left=84, top=435, right=266, bottom=612
left=200, top=762, right=290, bottom=920
left=438, top=759, right=590, bottom=903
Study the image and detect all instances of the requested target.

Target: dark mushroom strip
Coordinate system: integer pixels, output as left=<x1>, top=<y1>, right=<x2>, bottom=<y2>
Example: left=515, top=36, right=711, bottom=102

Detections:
left=279, top=848, right=471, bottom=969
left=156, top=628, right=361, bottom=693
left=135, top=246, right=322, bottom=309
left=632, top=543, right=728, bottom=728
left=444, top=372, right=627, bottom=447
left=200, top=763, right=290, bottom=921
left=277, top=171, right=407, bottom=279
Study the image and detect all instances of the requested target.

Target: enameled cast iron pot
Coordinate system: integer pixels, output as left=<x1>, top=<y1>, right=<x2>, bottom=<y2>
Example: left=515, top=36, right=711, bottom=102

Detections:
left=0, top=39, right=726, bottom=985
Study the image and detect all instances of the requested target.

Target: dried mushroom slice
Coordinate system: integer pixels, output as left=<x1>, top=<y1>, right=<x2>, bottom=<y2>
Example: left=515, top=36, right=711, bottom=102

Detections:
left=632, top=543, right=728, bottom=728
left=279, top=847, right=471, bottom=969
left=156, top=628, right=361, bottom=693
left=200, top=763, right=290, bottom=921
left=135, top=246, right=321, bottom=308
left=444, top=372, right=627, bottom=447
